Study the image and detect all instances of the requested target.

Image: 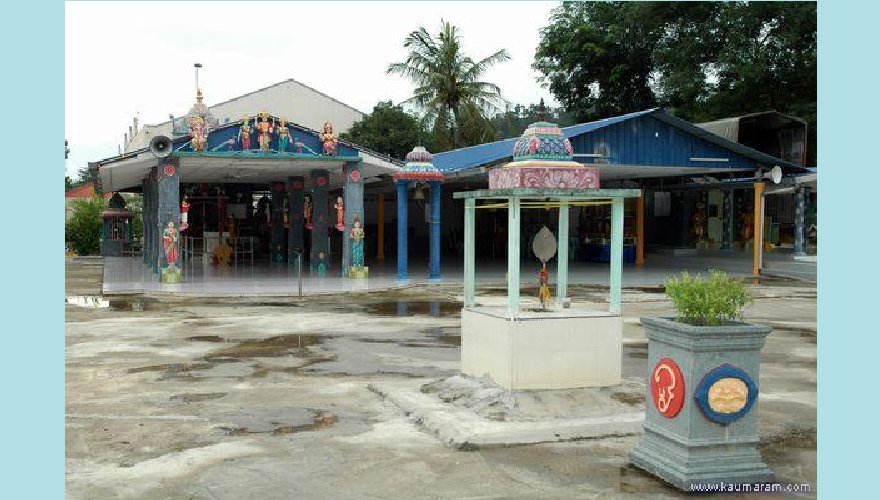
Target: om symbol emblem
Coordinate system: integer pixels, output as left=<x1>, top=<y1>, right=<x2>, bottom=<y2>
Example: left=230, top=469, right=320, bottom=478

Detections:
left=650, top=358, right=685, bottom=418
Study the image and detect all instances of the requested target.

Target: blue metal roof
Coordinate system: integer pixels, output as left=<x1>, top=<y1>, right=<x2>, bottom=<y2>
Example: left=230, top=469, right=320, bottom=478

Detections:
left=433, top=108, right=808, bottom=174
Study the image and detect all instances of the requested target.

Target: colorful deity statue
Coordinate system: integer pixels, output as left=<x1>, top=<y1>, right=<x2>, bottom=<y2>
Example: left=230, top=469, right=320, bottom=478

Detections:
left=321, top=121, right=338, bottom=156
left=238, top=115, right=252, bottom=150
left=163, top=221, right=179, bottom=266
left=317, top=251, right=327, bottom=278
left=350, top=215, right=365, bottom=268
left=304, top=194, right=314, bottom=230
left=180, top=196, right=190, bottom=231
left=538, top=264, right=552, bottom=310
left=213, top=240, right=232, bottom=268
left=189, top=115, right=208, bottom=152
left=277, top=117, right=292, bottom=152
left=255, top=111, right=274, bottom=151
left=334, top=196, right=345, bottom=231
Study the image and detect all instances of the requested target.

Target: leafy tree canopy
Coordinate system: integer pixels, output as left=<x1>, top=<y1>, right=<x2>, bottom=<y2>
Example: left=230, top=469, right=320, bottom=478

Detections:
left=534, top=1, right=816, bottom=127
left=388, top=20, right=510, bottom=150
left=490, top=98, right=578, bottom=140
left=340, top=101, right=426, bottom=160
left=65, top=197, right=106, bottom=255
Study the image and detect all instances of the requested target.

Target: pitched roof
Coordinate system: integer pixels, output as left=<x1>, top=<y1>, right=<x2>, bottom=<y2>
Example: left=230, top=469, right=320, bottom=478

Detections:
left=432, top=108, right=807, bottom=174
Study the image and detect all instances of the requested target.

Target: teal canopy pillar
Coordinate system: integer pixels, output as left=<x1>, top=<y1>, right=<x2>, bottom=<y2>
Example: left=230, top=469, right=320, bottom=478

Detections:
left=556, top=202, right=569, bottom=304
left=394, top=146, right=445, bottom=282
left=396, top=181, right=409, bottom=281
left=157, top=157, right=181, bottom=284
left=610, top=198, right=624, bottom=313
left=288, top=176, right=305, bottom=266
left=463, top=198, right=476, bottom=307
left=342, top=161, right=364, bottom=277
left=310, top=169, right=330, bottom=275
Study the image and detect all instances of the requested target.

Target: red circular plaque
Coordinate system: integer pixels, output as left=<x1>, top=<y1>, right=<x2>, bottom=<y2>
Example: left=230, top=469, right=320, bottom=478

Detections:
left=650, top=357, right=685, bottom=418
left=350, top=170, right=361, bottom=182
left=293, top=180, right=303, bottom=190
left=316, top=176, right=327, bottom=186
left=163, top=164, right=176, bottom=177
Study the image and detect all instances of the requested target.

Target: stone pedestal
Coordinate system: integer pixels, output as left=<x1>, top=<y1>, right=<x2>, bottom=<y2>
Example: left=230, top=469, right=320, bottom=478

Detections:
left=629, top=317, right=773, bottom=490
left=461, top=307, right=622, bottom=390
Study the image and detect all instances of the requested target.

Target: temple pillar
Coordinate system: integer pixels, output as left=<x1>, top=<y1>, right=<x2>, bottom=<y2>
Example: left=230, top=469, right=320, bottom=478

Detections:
left=310, top=169, right=330, bottom=275
left=507, top=197, right=521, bottom=316
left=556, top=202, right=569, bottom=303
left=377, top=194, right=385, bottom=262
left=428, top=182, right=441, bottom=279
left=464, top=198, right=475, bottom=307
left=396, top=181, right=409, bottom=280
left=288, top=176, right=305, bottom=266
left=342, top=161, right=364, bottom=276
left=635, top=193, right=645, bottom=266
left=794, top=186, right=806, bottom=256
left=753, top=182, right=765, bottom=276
left=722, top=189, right=733, bottom=250
left=142, top=176, right=151, bottom=268
left=610, top=197, right=624, bottom=314
left=157, top=158, right=181, bottom=283
left=270, top=181, right=286, bottom=265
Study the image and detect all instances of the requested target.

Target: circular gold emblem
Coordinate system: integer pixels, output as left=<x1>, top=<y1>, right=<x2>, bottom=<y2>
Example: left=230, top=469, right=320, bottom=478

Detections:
left=707, top=377, right=749, bottom=414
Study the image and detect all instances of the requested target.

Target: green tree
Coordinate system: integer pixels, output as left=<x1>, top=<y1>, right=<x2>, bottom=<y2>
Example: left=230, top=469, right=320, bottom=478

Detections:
left=65, top=197, right=106, bottom=255
left=339, top=101, right=426, bottom=160
left=387, top=20, right=510, bottom=150
left=534, top=2, right=816, bottom=133
left=490, top=99, right=578, bottom=140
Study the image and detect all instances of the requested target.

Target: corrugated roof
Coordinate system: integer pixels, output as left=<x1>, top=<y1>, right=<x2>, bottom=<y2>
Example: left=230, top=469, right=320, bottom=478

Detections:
left=433, top=108, right=807, bottom=174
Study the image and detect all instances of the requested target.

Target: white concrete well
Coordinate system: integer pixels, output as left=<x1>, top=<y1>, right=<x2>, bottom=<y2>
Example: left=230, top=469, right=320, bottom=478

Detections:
left=461, top=307, right=622, bottom=390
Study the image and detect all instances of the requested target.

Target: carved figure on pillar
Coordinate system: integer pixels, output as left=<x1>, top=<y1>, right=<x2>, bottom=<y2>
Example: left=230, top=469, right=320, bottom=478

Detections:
left=304, top=194, right=314, bottom=230
left=351, top=217, right=365, bottom=268
left=238, top=115, right=252, bottom=150
left=317, top=251, right=327, bottom=278
left=277, top=117, right=292, bottom=152
left=321, top=121, right=338, bottom=156
left=163, top=221, right=179, bottom=266
left=256, top=111, right=274, bottom=151
left=180, top=196, right=190, bottom=231
left=334, top=196, right=345, bottom=231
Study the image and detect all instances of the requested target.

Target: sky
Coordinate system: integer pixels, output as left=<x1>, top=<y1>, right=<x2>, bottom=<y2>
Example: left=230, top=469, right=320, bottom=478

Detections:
left=65, top=0, right=560, bottom=178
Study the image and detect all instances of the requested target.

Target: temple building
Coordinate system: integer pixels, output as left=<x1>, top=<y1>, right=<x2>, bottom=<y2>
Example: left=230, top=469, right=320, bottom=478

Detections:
left=91, top=76, right=814, bottom=292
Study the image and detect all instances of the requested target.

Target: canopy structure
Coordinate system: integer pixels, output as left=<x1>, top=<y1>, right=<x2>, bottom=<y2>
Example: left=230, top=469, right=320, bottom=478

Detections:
left=454, top=188, right=641, bottom=316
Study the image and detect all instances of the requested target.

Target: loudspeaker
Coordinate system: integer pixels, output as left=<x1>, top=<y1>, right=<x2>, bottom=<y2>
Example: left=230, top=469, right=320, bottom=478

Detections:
left=149, top=135, right=172, bottom=157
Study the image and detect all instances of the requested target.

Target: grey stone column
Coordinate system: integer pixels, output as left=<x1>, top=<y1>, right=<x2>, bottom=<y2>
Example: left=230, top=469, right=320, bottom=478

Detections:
left=309, top=169, right=330, bottom=274
left=157, top=158, right=181, bottom=283
left=142, top=176, right=150, bottom=267
left=721, top=190, right=733, bottom=251
left=270, top=181, right=286, bottom=265
left=342, top=161, right=364, bottom=276
left=288, top=176, right=305, bottom=266
left=794, top=186, right=806, bottom=256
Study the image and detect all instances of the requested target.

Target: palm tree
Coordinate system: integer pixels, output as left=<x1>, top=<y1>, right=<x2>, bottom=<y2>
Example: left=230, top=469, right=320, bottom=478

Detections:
left=387, top=20, right=510, bottom=149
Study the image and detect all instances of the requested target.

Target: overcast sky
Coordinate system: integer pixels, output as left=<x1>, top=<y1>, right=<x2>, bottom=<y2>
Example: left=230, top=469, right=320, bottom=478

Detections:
left=65, top=1, right=560, bottom=178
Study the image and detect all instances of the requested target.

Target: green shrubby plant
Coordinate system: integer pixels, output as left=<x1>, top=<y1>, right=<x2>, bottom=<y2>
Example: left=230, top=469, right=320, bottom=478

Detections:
left=664, top=270, right=753, bottom=326
left=65, top=197, right=106, bottom=255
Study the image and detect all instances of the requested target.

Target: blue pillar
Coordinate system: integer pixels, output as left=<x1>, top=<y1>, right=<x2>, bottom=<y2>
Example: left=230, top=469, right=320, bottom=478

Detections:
left=310, top=169, right=330, bottom=275
left=428, top=182, right=441, bottom=279
left=794, top=186, right=806, bottom=256
left=157, top=158, right=181, bottom=283
left=396, top=181, right=409, bottom=280
left=342, top=161, right=364, bottom=277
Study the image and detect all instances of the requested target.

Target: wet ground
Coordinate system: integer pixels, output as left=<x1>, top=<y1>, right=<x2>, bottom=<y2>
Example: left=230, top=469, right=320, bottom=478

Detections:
left=66, top=261, right=816, bottom=499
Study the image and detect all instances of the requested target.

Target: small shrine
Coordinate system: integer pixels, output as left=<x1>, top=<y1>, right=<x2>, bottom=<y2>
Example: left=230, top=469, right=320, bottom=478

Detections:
left=453, top=122, right=640, bottom=389
left=100, top=193, right=134, bottom=257
left=393, top=146, right=445, bottom=281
